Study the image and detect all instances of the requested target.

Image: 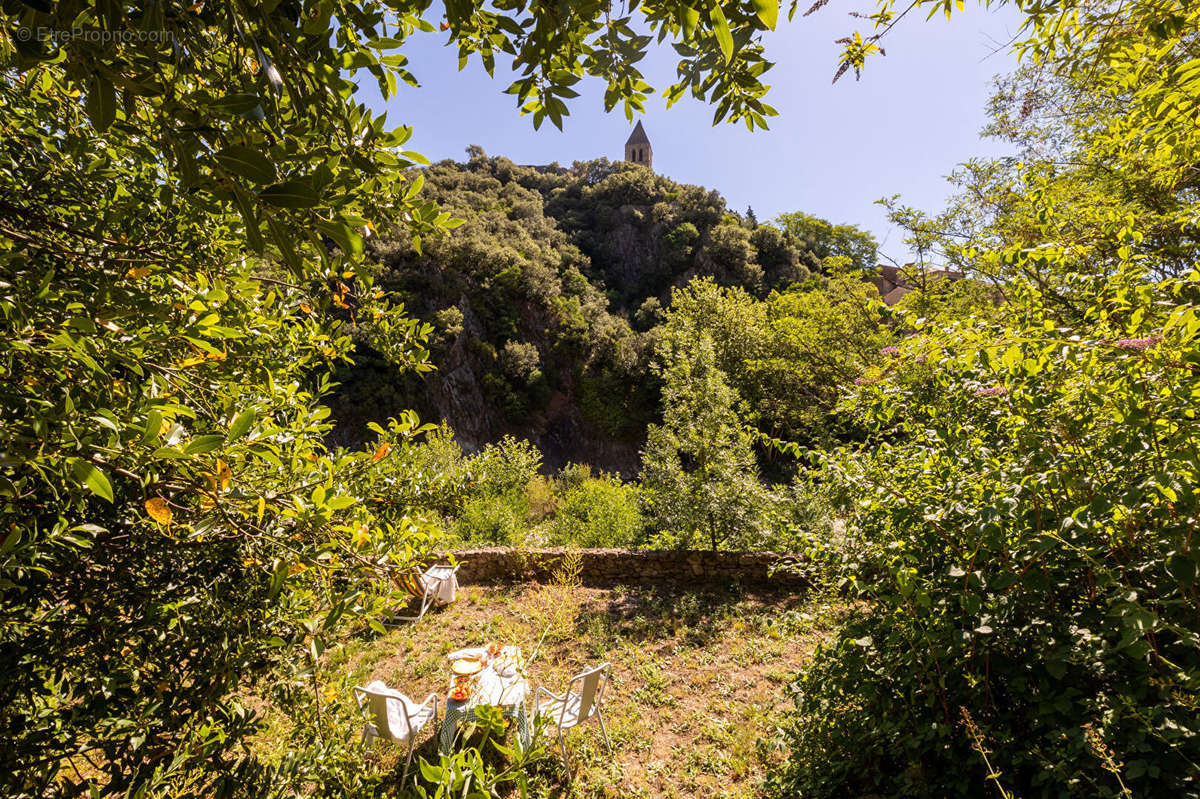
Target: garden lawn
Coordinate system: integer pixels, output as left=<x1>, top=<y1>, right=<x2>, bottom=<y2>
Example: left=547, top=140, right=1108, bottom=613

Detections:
left=252, top=577, right=837, bottom=798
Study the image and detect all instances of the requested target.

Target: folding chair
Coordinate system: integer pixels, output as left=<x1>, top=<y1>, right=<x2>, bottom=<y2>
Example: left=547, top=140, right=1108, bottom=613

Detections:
left=535, top=662, right=613, bottom=781
left=390, top=562, right=460, bottom=623
left=353, top=680, right=438, bottom=782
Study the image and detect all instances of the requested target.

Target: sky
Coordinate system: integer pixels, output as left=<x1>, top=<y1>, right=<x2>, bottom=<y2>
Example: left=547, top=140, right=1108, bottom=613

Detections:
left=358, top=4, right=1027, bottom=262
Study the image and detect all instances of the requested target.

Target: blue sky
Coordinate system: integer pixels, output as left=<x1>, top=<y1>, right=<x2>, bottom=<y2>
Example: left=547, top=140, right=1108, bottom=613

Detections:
left=358, top=5, right=1026, bottom=262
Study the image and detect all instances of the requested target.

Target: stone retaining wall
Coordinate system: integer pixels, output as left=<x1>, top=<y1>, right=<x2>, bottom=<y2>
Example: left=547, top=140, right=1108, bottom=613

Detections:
left=439, top=547, right=808, bottom=588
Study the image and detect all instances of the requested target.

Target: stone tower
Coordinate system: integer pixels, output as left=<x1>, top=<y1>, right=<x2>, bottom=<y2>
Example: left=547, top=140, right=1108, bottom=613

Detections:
left=624, top=121, right=652, bottom=168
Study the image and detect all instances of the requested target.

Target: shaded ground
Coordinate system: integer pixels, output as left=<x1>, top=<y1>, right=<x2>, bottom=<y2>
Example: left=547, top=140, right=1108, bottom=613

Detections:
left=257, top=577, right=838, bottom=798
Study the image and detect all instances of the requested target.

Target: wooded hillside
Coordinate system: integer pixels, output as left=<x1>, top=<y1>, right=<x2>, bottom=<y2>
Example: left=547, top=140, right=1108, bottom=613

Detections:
left=327, top=151, right=876, bottom=472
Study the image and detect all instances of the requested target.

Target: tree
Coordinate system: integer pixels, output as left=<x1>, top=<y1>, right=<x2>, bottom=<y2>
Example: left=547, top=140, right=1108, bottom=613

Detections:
left=0, top=78, right=439, bottom=798
left=660, top=277, right=889, bottom=446
left=640, top=332, right=768, bottom=551
left=773, top=211, right=878, bottom=273
left=776, top=1, right=1200, bottom=796
left=0, top=1, right=789, bottom=794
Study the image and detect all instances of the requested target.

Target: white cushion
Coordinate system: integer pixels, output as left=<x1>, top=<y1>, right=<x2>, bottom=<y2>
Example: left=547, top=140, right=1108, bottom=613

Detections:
left=423, top=565, right=458, bottom=604
left=537, top=692, right=585, bottom=728
left=363, top=680, right=433, bottom=742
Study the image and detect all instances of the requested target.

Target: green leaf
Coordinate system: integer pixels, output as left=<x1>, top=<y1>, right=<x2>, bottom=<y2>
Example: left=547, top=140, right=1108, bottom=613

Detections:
left=1166, top=554, right=1197, bottom=586
left=232, top=188, right=265, bottom=254
left=418, top=758, right=443, bottom=782
left=753, top=0, right=779, bottom=29
left=268, top=560, right=289, bottom=599
left=316, top=220, right=364, bottom=256
left=266, top=215, right=302, bottom=274
left=85, top=74, right=117, bottom=132
left=214, top=146, right=278, bottom=185
left=184, top=434, right=226, bottom=455
left=710, top=6, right=734, bottom=64
left=70, top=459, right=114, bottom=503
left=228, top=409, right=256, bottom=442
left=140, top=409, right=163, bottom=446
left=259, top=181, right=320, bottom=208
left=209, top=93, right=264, bottom=117
left=678, top=6, right=700, bottom=37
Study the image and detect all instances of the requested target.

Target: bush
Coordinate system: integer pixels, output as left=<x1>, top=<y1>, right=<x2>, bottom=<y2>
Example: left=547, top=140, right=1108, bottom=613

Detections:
left=453, top=490, right=529, bottom=546
left=553, top=476, right=643, bottom=548
left=555, top=462, right=593, bottom=492
left=525, top=475, right=557, bottom=522
left=470, top=436, right=543, bottom=495
left=772, top=270, right=1200, bottom=798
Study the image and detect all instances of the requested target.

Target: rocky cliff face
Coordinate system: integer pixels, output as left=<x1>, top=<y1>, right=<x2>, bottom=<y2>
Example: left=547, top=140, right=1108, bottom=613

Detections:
left=427, top=295, right=494, bottom=450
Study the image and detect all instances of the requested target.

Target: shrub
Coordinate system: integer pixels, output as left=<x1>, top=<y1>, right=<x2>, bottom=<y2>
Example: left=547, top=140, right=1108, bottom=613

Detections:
left=453, top=490, right=529, bottom=546
left=470, top=436, right=543, bottom=495
left=772, top=269, right=1200, bottom=798
left=555, top=462, right=593, bottom=493
left=525, top=475, right=557, bottom=522
left=553, top=476, right=644, bottom=548
left=374, top=425, right=471, bottom=519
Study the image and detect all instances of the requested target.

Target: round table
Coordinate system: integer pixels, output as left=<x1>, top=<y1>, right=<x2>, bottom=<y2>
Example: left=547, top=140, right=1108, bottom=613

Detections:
left=439, top=655, right=531, bottom=754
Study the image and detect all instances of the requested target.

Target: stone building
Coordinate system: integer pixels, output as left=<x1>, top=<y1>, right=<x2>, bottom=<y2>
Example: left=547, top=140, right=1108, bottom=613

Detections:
left=868, top=263, right=964, bottom=305
left=625, top=120, right=652, bottom=168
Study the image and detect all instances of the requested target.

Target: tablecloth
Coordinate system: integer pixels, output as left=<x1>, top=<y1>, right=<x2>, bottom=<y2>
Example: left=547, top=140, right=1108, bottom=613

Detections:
left=438, top=659, right=530, bottom=753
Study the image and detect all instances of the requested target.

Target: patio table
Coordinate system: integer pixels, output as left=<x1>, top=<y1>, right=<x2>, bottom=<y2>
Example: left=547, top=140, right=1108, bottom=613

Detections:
left=438, top=647, right=531, bottom=754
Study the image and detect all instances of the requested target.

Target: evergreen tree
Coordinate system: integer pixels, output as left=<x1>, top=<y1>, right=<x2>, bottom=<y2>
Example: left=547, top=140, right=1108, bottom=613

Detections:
left=639, top=335, right=767, bottom=550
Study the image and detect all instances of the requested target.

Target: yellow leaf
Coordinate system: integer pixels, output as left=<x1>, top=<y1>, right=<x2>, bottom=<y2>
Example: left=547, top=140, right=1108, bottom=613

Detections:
left=215, top=459, right=232, bottom=493
left=352, top=524, right=370, bottom=549
left=256, top=496, right=266, bottom=524
left=126, top=266, right=151, bottom=279
left=145, top=497, right=173, bottom=525
left=205, top=350, right=227, bottom=361
left=178, top=356, right=206, bottom=368
left=299, top=303, right=313, bottom=315
left=372, top=442, right=391, bottom=462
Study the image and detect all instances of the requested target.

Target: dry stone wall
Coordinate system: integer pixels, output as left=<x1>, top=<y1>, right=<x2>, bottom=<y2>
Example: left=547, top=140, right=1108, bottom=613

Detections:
left=440, top=547, right=808, bottom=588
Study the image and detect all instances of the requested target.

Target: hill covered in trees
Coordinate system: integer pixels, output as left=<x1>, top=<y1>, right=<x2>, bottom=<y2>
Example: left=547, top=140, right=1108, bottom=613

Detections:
left=327, top=150, right=878, bottom=471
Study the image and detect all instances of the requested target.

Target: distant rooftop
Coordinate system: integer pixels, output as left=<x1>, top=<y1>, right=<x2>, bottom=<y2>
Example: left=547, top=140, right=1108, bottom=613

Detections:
left=625, top=120, right=650, bottom=146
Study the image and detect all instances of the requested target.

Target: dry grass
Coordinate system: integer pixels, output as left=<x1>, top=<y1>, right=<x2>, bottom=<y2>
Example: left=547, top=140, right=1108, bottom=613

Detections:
left=262, top=579, right=838, bottom=798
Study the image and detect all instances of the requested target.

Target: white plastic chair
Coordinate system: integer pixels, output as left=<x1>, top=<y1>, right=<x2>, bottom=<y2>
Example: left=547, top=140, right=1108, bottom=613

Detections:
left=390, top=562, right=460, bottom=623
left=535, top=663, right=612, bottom=780
left=353, top=680, right=438, bottom=781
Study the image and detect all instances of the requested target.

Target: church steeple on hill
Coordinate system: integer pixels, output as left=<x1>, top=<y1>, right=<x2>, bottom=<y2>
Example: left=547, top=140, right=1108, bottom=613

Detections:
left=624, top=121, right=652, bottom=169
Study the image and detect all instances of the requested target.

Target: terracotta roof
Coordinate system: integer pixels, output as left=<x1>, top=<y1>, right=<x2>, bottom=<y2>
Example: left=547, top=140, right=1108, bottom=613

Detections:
left=625, top=120, right=650, bottom=146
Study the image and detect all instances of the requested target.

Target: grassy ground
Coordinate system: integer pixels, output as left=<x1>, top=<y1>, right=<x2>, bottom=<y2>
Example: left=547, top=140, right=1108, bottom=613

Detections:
left=253, top=571, right=837, bottom=798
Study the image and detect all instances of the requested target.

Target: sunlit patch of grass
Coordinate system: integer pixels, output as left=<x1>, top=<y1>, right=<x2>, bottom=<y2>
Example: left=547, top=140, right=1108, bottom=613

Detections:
left=247, top=582, right=837, bottom=798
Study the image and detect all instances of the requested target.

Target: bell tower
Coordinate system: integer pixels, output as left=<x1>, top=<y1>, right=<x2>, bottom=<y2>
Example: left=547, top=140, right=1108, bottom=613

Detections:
left=624, top=121, right=652, bottom=169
